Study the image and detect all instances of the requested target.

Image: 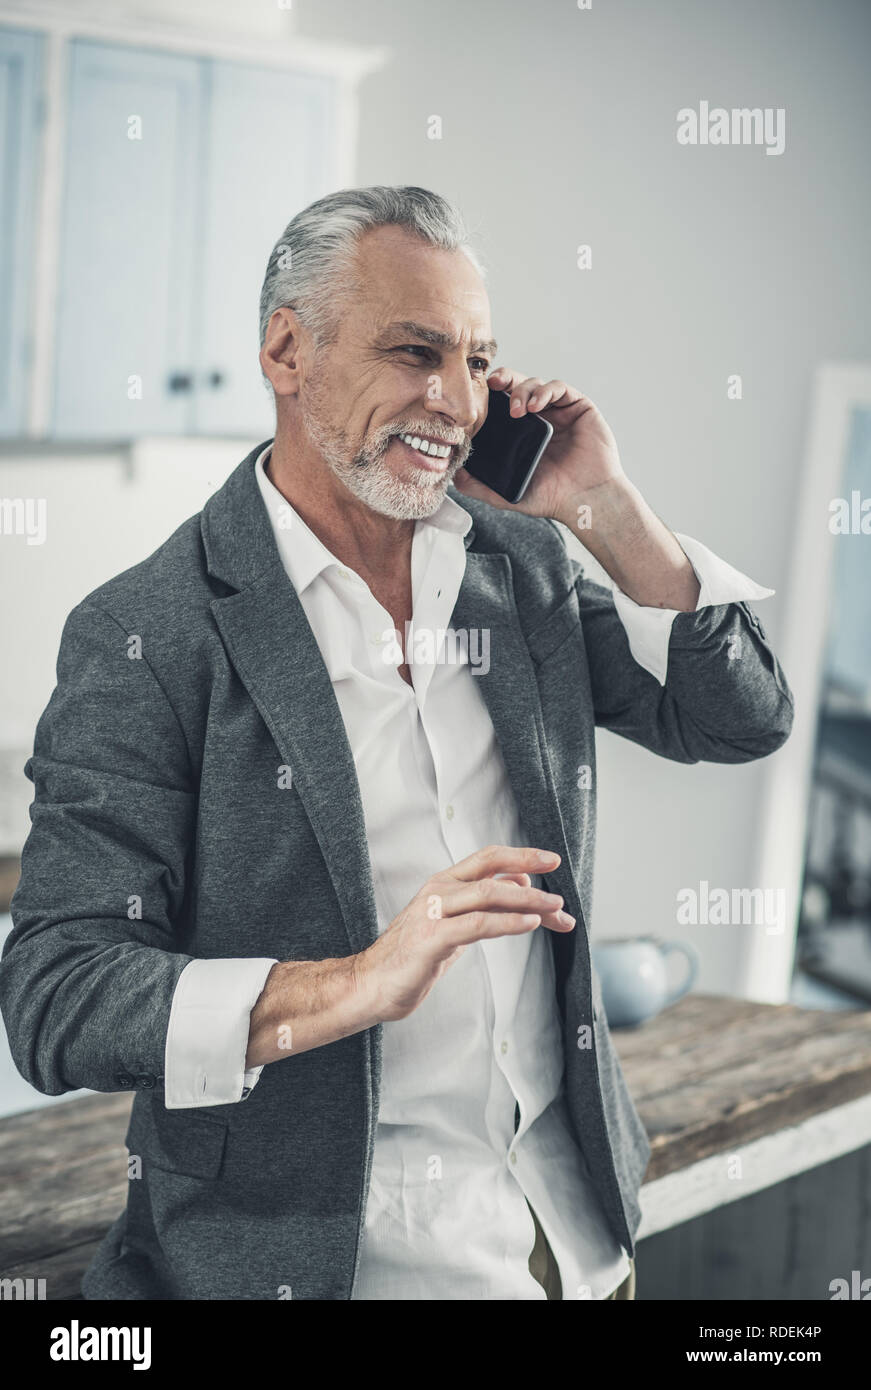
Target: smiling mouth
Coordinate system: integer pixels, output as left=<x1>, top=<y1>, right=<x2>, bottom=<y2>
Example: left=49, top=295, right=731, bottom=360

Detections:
left=392, top=432, right=457, bottom=471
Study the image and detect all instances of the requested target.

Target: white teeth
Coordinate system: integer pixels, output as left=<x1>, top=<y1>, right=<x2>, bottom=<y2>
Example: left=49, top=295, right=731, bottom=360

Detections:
left=398, top=433, right=452, bottom=459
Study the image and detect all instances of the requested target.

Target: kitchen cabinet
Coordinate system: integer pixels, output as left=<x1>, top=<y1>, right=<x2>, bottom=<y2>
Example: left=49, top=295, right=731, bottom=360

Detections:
left=0, top=26, right=340, bottom=440
left=0, top=29, right=43, bottom=436
left=52, top=41, right=204, bottom=437
left=52, top=39, right=336, bottom=439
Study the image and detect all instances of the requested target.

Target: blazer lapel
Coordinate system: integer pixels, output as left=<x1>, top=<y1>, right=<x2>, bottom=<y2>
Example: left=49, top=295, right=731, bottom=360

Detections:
left=451, top=545, right=587, bottom=1015
left=450, top=549, right=579, bottom=887
left=201, top=445, right=380, bottom=957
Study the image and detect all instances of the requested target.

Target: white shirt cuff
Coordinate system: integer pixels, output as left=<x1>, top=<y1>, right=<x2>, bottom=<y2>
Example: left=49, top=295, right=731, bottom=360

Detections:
left=164, top=956, right=278, bottom=1108
left=610, top=531, right=775, bottom=687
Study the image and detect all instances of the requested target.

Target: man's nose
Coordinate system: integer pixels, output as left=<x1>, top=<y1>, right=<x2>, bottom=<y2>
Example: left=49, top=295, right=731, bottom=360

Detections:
left=425, top=364, right=479, bottom=435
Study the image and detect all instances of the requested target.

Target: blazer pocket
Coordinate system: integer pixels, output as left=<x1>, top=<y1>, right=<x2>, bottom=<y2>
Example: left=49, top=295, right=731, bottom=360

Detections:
left=125, top=1101, right=228, bottom=1180
left=526, top=586, right=582, bottom=665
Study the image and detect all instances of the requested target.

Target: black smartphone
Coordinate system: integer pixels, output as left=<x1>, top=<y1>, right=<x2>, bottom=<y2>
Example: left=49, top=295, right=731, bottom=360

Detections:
left=464, top=388, right=554, bottom=503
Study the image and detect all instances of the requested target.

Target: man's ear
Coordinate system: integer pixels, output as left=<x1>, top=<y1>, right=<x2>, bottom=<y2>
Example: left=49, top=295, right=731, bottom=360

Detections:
left=260, top=306, right=308, bottom=398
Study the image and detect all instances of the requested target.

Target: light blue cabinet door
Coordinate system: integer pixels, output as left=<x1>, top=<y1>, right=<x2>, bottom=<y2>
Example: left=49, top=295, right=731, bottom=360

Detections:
left=0, top=28, right=42, bottom=436
left=192, top=62, right=337, bottom=437
left=53, top=41, right=204, bottom=437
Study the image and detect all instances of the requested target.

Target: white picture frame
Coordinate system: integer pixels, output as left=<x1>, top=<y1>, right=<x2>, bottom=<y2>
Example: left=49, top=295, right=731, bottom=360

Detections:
left=747, top=363, right=871, bottom=1001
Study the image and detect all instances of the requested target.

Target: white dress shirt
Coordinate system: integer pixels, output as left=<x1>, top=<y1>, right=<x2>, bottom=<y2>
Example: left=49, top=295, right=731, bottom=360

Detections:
left=164, top=443, right=774, bottom=1299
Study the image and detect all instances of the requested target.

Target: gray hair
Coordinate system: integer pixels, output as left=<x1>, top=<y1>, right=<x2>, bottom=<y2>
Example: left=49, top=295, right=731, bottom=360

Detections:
left=258, top=185, right=485, bottom=358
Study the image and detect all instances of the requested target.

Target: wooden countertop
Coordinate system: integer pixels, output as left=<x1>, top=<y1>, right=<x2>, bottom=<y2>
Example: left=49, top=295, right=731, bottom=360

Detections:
left=615, top=993, right=871, bottom=1181
left=2, top=992, right=871, bottom=1298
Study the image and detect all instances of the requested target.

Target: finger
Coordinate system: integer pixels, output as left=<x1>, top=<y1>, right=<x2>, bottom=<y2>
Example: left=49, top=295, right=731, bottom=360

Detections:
left=448, top=844, right=561, bottom=883
left=486, top=366, right=539, bottom=403
left=486, top=365, right=522, bottom=392
left=446, top=906, right=574, bottom=944
left=443, top=909, right=545, bottom=947
left=537, top=908, right=576, bottom=934
left=526, top=379, right=576, bottom=412
left=439, top=877, right=564, bottom=919
left=508, top=378, right=545, bottom=417
left=486, top=368, right=583, bottom=416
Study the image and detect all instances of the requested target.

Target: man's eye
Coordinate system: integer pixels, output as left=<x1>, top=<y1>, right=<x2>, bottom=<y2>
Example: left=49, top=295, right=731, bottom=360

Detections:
left=398, top=345, right=430, bottom=359
left=469, top=358, right=490, bottom=373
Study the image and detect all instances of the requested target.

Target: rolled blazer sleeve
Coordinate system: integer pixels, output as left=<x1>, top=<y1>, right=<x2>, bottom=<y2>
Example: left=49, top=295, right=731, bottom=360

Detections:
left=164, top=957, right=276, bottom=1108
left=610, top=531, right=777, bottom=687
left=549, top=530, right=795, bottom=764
left=0, top=600, right=199, bottom=1096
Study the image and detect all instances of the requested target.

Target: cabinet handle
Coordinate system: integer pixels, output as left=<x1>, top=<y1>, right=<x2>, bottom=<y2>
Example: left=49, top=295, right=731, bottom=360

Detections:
left=167, top=371, right=194, bottom=393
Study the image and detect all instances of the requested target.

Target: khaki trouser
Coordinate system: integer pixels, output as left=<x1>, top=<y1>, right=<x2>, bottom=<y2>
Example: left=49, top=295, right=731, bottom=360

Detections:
left=527, top=1200, right=636, bottom=1300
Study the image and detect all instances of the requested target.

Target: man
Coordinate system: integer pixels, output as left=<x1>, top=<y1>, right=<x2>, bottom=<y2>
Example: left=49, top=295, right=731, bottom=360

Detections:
left=0, top=186, right=793, bottom=1301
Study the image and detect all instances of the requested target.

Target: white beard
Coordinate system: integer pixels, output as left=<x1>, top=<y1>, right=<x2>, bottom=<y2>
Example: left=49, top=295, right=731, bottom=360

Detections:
left=301, top=383, right=470, bottom=521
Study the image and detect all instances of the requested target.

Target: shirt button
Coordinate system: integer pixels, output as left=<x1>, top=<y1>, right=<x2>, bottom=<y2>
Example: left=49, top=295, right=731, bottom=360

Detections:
left=500, top=1041, right=508, bottom=1055
left=445, top=804, right=455, bottom=820
left=509, top=1151, right=518, bottom=1165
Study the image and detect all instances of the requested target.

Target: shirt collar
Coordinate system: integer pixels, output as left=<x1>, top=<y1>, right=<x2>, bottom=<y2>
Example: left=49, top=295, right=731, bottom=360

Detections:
left=254, top=442, right=473, bottom=596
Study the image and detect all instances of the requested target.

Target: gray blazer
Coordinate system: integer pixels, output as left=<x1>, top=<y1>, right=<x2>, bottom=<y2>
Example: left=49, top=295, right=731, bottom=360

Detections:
left=0, top=443, right=794, bottom=1299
